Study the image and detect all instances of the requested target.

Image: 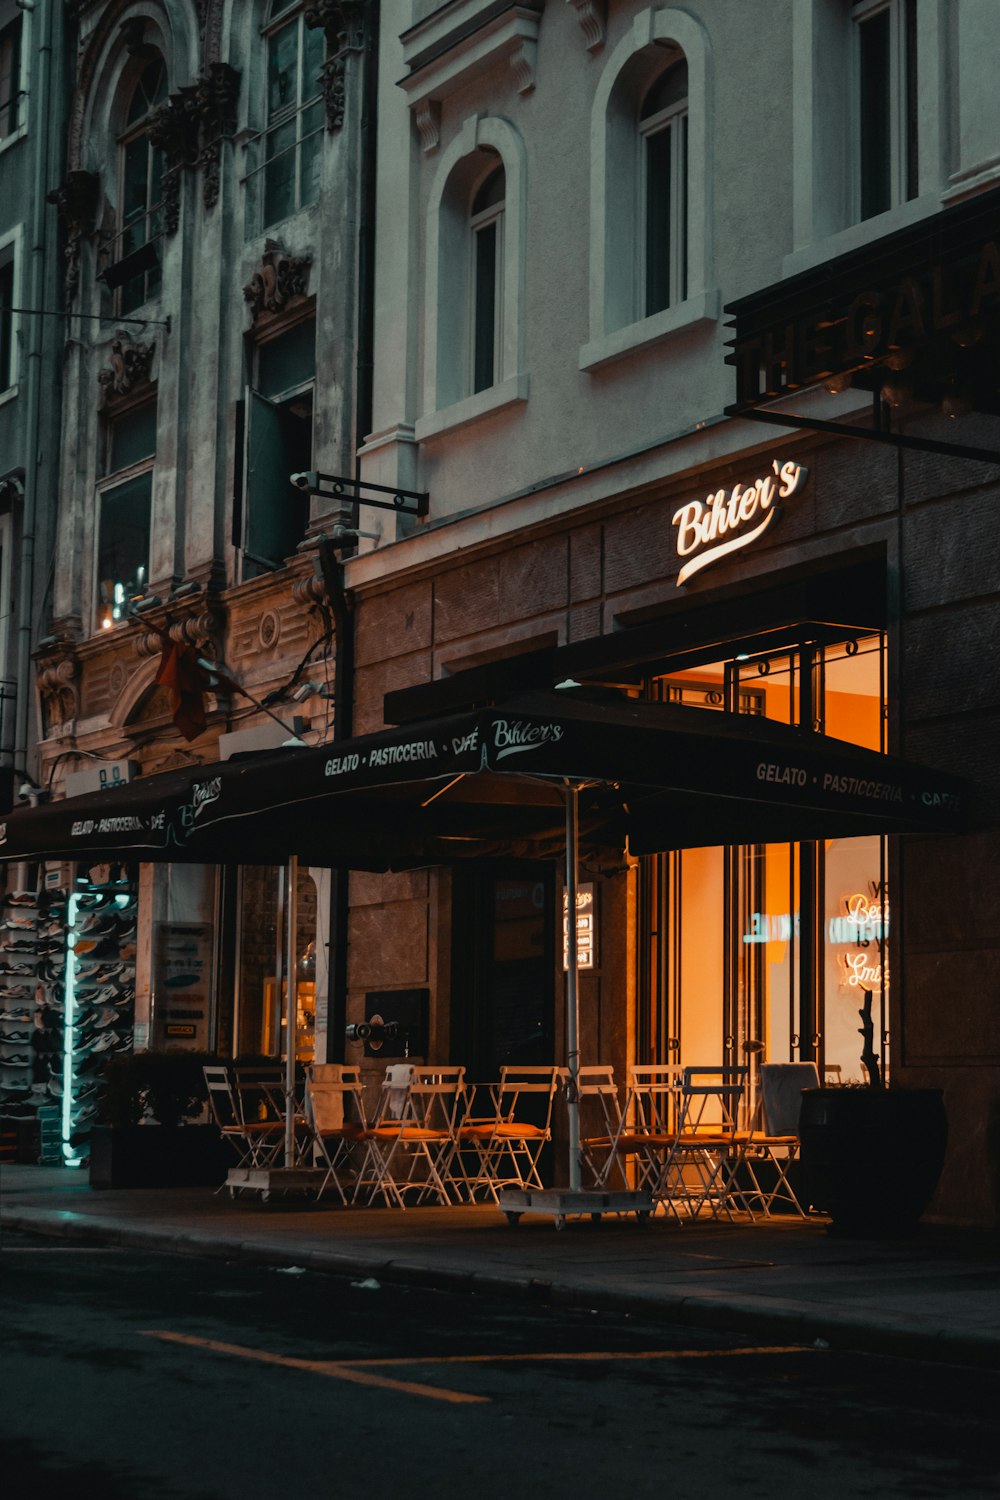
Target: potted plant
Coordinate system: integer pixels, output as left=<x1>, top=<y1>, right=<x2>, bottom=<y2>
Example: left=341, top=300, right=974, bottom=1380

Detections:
left=798, top=990, right=948, bottom=1236
left=89, top=1050, right=231, bottom=1189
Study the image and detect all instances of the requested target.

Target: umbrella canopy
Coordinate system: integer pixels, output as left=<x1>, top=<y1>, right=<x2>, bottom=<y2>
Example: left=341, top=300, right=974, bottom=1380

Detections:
left=0, top=691, right=967, bottom=867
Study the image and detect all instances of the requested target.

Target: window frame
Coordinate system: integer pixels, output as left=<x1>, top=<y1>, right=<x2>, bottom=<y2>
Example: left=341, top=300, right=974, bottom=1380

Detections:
left=469, top=167, right=505, bottom=395
left=850, top=0, right=917, bottom=223
left=94, top=395, right=156, bottom=632
left=115, top=57, right=167, bottom=315
left=638, top=78, right=689, bottom=319
left=256, top=1, right=324, bottom=231
left=0, top=225, right=21, bottom=401
left=0, top=5, right=28, bottom=153
left=238, top=312, right=315, bottom=579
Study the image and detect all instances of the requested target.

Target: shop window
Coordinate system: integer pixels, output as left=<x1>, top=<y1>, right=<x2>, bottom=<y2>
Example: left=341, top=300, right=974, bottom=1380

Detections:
left=113, top=57, right=167, bottom=314
left=95, top=400, right=155, bottom=630
left=0, top=5, right=25, bottom=145
left=640, top=61, right=688, bottom=316
left=257, top=0, right=323, bottom=230
left=852, top=0, right=917, bottom=221
left=581, top=8, right=715, bottom=371
left=639, top=634, right=889, bottom=1089
left=239, top=317, right=313, bottom=576
left=417, top=119, right=527, bottom=439
left=0, top=237, right=16, bottom=393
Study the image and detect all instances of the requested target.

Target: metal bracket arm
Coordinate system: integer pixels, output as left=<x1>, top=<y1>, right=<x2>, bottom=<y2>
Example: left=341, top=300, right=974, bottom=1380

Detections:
left=296, top=471, right=429, bottom=517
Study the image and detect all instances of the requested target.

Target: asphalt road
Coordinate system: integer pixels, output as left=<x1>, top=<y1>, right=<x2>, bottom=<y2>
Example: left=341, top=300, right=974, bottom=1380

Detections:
left=2, top=1230, right=998, bottom=1500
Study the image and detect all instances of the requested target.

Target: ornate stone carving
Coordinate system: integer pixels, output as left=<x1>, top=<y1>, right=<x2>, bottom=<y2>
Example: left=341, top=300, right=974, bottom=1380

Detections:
left=243, top=242, right=312, bottom=320
left=132, top=602, right=224, bottom=663
left=146, top=93, right=200, bottom=235
left=305, top=0, right=365, bottom=131
left=97, top=336, right=155, bottom=404
left=46, top=170, right=100, bottom=300
left=565, top=0, right=606, bottom=52
left=194, top=63, right=241, bottom=211
left=413, top=99, right=441, bottom=155
left=35, top=644, right=81, bottom=732
left=118, top=17, right=158, bottom=61
left=509, top=38, right=537, bottom=94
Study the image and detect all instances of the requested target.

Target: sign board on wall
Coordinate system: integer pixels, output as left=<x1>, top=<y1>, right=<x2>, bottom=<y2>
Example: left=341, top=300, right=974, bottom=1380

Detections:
left=562, top=883, right=596, bottom=971
left=152, top=922, right=213, bottom=1050
left=64, top=761, right=136, bottom=798
left=672, top=461, right=809, bottom=586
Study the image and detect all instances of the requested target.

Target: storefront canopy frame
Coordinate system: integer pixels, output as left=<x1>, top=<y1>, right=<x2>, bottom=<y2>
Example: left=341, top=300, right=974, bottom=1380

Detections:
left=0, top=691, right=968, bottom=870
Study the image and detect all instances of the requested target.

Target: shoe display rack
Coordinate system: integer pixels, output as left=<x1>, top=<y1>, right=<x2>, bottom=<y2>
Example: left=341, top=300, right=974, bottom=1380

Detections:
left=0, top=890, right=55, bottom=1138
left=62, top=878, right=137, bottom=1166
left=0, top=874, right=137, bottom=1165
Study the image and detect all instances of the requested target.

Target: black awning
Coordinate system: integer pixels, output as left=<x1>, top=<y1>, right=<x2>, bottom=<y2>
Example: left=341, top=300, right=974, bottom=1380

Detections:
left=0, top=692, right=968, bottom=868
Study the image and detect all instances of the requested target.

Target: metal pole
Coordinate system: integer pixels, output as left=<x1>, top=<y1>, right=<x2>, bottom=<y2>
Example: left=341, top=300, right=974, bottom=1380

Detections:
left=564, top=782, right=581, bottom=1193
left=285, top=855, right=299, bottom=1168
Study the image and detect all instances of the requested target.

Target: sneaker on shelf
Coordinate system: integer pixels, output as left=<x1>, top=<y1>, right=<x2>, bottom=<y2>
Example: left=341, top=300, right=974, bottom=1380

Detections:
left=0, top=1053, right=31, bottom=1067
left=71, top=937, right=116, bottom=959
left=93, top=1007, right=120, bottom=1031
left=4, top=893, right=40, bottom=907
left=0, top=964, right=35, bottom=978
left=1, top=1029, right=33, bottom=1042
left=111, top=1034, right=133, bottom=1053
left=2, top=916, right=37, bottom=931
left=0, top=1006, right=34, bottom=1021
left=88, top=1033, right=117, bottom=1055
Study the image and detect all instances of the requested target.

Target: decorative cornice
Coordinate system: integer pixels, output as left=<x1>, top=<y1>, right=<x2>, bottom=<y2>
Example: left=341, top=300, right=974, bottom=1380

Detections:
left=413, top=98, right=441, bottom=155
left=132, top=597, right=226, bottom=662
left=46, top=170, right=100, bottom=300
left=97, top=335, right=155, bottom=405
left=305, top=0, right=365, bottom=131
left=565, top=0, right=606, bottom=52
left=243, top=242, right=312, bottom=321
left=291, top=570, right=329, bottom=608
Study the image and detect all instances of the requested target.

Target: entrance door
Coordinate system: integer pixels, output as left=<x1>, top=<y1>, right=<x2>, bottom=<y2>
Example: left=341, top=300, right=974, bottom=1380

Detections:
left=451, top=865, right=555, bottom=1082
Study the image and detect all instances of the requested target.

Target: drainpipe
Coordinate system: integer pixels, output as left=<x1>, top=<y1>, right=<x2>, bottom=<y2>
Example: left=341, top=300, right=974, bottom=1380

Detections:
left=15, top=0, right=57, bottom=779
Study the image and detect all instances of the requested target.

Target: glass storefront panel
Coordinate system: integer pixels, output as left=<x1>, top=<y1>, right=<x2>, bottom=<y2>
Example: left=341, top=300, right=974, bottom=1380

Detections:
left=234, top=864, right=317, bottom=1063
left=642, top=631, right=887, bottom=1081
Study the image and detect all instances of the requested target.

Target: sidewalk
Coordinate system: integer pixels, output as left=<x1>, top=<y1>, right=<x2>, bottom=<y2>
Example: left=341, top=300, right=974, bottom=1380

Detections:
left=3, top=1163, right=998, bottom=1368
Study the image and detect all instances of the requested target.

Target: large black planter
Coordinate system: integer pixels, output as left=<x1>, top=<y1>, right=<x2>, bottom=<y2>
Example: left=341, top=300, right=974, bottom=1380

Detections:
left=799, top=1088, right=947, bottom=1237
left=89, top=1124, right=231, bottom=1189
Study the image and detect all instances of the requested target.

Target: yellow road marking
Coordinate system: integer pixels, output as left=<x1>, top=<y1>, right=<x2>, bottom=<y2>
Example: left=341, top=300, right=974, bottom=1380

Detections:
left=348, top=1345, right=807, bottom=1367
left=139, top=1330, right=488, bottom=1405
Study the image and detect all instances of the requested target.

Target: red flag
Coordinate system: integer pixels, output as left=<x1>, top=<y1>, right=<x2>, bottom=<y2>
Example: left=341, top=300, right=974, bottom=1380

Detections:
left=155, top=641, right=210, bottom=742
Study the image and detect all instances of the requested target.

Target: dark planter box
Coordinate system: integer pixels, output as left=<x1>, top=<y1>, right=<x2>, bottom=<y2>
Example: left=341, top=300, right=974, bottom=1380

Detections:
left=799, top=1088, right=947, bottom=1236
left=89, top=1124, right=231, bottom=1189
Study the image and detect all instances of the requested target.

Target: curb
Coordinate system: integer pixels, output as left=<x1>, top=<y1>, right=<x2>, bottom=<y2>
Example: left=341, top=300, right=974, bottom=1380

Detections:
left=3, top=1205, right=997, bottom=1370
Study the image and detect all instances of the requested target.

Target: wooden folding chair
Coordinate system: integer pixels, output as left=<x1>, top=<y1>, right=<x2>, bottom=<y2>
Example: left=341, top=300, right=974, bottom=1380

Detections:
left=305, top=1064, right=368, bottom=1205
left=738, top=1062, right=819, bottom=1217
left=356, top=1064, right=466, bottom=1207
left=577, top=1065, right=626, bottom=1188
left=608, top=1065, right=683, bottom=1194
left=658, top=1065, right=750, bottom=1222
left=460, top=1066, right=564, bottom=1202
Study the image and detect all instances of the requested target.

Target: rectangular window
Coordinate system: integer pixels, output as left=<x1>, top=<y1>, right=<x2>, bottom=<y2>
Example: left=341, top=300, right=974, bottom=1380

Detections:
left=240, top=319, right=313, bottom=577
left=260, top=15, right=323, bottom=230
left=96, top=470, right=152, bottom=631
left=472, top=220, right=497, bottom=394
left=642, top=105, right=688, bottom=317
left=106, top=399, right=157, bottom=474
left=0, top=12, right=22, bottom=141
left=853, top=0, right=917, bottom=222
left=0, top=245, right=14, bottom=392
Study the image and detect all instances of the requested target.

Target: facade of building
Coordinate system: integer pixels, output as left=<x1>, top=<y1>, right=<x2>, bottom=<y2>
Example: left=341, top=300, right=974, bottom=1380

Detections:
left=4, top=0, right=999, bottom=1225
left=0, top=0, right=66, bottom=805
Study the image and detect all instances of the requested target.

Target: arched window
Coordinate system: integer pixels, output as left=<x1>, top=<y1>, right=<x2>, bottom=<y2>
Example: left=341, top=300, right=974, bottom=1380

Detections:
left=118, top=56, right=166, bottom=314
left=470, top=164, right=505, bottom=394
left=583, top=9, right=715, bottom=372
left=640, top=60, right=688, bottom=316
left=261, top=0, right=323, bottom=228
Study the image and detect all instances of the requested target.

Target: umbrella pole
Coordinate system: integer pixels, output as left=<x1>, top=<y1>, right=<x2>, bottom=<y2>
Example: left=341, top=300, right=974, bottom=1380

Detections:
left=285, top=855, right=299, bottom=1169
left=564, top=782, right=581, bottom=1194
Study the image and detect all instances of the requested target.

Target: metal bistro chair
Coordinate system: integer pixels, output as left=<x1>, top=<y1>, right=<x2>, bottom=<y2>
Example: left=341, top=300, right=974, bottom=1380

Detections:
left=607, top=1064, right=684, bottom=1195
left=233, top=1063, right=299, bottom=1166
left=305, top=1064, right=368, bottom=1205
left=460, top=1066, right=565, bottom=1202
left=658, top=1065, right=750, bottom=1222
left=356, top=1063, right=467, bottom=1208
left=739, top=1061, right=820, bottom=1218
